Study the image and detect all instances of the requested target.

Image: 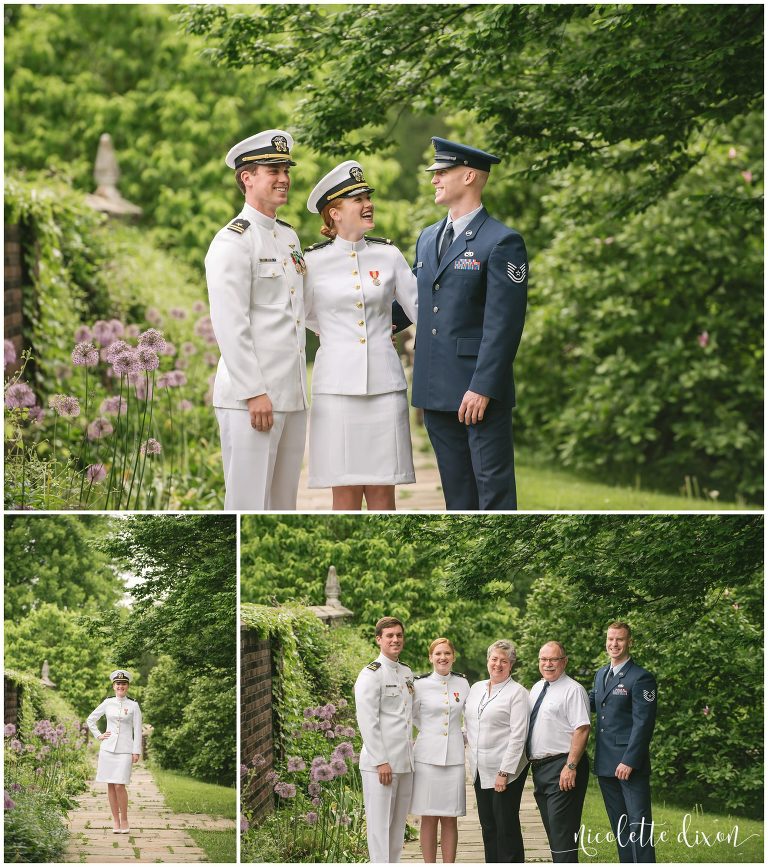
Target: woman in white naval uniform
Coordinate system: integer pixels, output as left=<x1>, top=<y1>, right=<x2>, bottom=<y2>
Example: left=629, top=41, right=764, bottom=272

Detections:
left=304, top=161, right=418, bottom=510
left=86, top=670, right=142, bottom=834
left=411, top=638, right=470, bottom=863
left=465, top=641, right=530, bottom=863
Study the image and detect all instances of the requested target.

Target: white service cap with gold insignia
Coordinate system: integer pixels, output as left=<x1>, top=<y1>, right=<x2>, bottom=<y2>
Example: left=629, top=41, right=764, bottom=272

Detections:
left=307, top=160, right=376, bottom=214
left=225, top=129, right=297, bottom=169
left=110, top=669, right=131, bottom=683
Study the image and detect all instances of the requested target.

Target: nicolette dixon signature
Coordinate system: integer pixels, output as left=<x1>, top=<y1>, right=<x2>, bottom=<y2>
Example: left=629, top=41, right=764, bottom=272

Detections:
left=578, top=813, right=760, bottom=857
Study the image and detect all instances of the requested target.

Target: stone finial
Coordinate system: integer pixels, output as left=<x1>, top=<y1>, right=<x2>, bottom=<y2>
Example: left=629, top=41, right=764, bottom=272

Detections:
left=40, top=659, right=56, bottom=688
left=325, top=565, right=342, bottom=608
left=85, top=133, right=142, bottom=218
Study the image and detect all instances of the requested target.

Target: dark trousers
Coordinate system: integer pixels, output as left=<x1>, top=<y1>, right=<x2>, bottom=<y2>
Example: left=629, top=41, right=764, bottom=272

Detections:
left=598, top=775, right=655, bottom=863
left=423, top=403, right=516, bottom=510
left=473, top=765, right=529, bottom=863
left=531, top=755, right=589, bottom=863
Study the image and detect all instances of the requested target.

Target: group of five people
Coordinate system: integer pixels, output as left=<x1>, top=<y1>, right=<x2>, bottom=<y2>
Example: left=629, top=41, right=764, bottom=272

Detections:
left=355, top=618, right=657, bottom=863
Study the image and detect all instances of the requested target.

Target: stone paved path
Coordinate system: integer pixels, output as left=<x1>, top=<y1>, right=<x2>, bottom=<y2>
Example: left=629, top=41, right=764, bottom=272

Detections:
left=64, top=758, right=234, bottom=863
left=402, top=774, right=552, bottom=863
left=297, top=415, right=445, bottom=511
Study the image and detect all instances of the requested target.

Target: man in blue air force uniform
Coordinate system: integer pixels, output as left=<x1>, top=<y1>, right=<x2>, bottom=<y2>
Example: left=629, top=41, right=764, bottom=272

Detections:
left=395, top=137, right=528, bottom=510
left=589, top=622, right=658, bottom=863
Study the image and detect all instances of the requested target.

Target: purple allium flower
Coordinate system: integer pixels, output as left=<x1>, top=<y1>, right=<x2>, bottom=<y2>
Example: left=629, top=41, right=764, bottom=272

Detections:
left=28, top=406, right=44, bottom=423
left=140, top=438, right=162, bottom=456
left=87, top=417, right=114, bottom=441
left=336, top=698, right=348, bottom=709
left=333, top=741, right=355, bottom=758
left=74, top=325, right=92, bottom=342
left=5, top=382, right=37, bottom=409
left=193, top=300, right=207, bottom=313
left=181, top=341, right=197, bottom=356
left=318, top=720, right=332, bottom=731
left=698, top=331, right=710, bottom=348
left=251, top=753, right=267, bottom=768
left=109, top=319, right=125, bottom=337
left=307, top=782, right=321, bottom=797
left=4, top=790, right=16, bottom=810
left=311, top=796, right=321, bottom=807
left=178, top=399, right=193, bottom=412
left=4, top=724, right=16, bottom=738
left=49, top=394, right=81, bottom=417
left=138, top=328, right=167, bottom=354
left=240, top=816, right=249, bottom=833
left=303, top=707, right=316, bottom=719
left=286, top=757, right=306, bottom=772
left=4, top=339, right=17, bottom=368
left=112, top=349, right=140, bottom=377
left=274, top=782, right=296, bottom=799
left=72, top=341, right=99, bottom=367
left=125, top=324, right=141, bottom=338
left=305, top=811, right=318, bottom=826
left=318, top=703, right=337, bottom=719
left=161, top=341, right=177, bottom=357
left=137, top=346, right=160, bottom=371
left=10, top=783, right=21, bottom=792
left=301, top=721, right=314, bottom=731
left=176, top=357, right=189, bottom=370
left=310, top=756, right=326, bottom=769
left=311, top=763, right=335, bottom=782
left=10, top=740, right=22, bottom=753
left=330, top=757, right=348, bottom=775
left=100, top=396, right=127, bottom=416
left=34, top=767, right=43, bottom=776
left=86, top=464, right=107, bottom=484
left=106, top=340, right=131, bottom=364
left=92, top=319, right=114, bottom=346
left=204, top=352, right=219, bottom=366
left=325, top=730, right=336, bottom=740
left=240, top=764, right=248, bottom=777
left=265, top=770, right=279, bottom=784
left=170, top=307, right=188, bottom=320
left=146, top=307, right=163, bottom=325
left=339, top=814, right=352, bottom=826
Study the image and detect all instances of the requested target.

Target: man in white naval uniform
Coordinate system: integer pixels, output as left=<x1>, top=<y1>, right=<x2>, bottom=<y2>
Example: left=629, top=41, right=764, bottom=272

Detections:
left=354, top=616, right=415, bottom=863
left=206, top=129, right=308, bottom=509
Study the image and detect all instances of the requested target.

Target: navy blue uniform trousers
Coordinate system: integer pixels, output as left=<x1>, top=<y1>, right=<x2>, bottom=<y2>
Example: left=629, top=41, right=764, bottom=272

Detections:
left=423, top=401, right=516, bottom=510
left=598, top=775, right=655, bottom=862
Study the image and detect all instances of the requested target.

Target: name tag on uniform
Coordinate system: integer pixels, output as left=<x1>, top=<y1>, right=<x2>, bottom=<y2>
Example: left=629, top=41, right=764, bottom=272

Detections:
left=259, top=257, right=278, bottom=262
left=612, top=687, right=628, bottom=695
left=454, top=259, right=481, bottom=271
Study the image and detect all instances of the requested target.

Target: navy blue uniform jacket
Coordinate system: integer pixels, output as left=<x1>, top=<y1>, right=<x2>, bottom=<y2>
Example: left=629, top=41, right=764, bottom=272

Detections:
left=396, top=207, right=527, bottom=412
left=589, top=659, right=657, bottom=777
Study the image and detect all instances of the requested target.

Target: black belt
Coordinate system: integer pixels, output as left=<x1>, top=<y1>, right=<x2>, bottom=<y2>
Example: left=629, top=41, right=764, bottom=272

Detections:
left=529, top=752, right=568, bottom=768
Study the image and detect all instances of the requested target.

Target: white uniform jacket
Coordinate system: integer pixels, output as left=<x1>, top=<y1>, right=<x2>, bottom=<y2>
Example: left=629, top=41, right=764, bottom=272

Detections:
left=304, top=235, right=418, bottom=395
left=412, top=671, right=470, bottom=766
left=86, top=697, right=142, bottom=755
left=355, top=653, right=415, bottom=774
left=465, top=678, right=529, bottom=788
left=205, top=202, right=308, bottom=412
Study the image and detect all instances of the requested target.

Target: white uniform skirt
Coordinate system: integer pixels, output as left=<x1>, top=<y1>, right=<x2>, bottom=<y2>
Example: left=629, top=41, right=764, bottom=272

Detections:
left=95, top=750, right=134, bottom=785
left=308, top=390, right=415, bottom=487
left=410, top=762, right=466, bottom=816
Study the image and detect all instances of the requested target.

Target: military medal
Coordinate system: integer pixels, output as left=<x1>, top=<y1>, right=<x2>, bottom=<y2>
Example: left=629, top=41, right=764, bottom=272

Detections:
left=453, top=691, right=460, bottom=702
left=369, top=270, right=381, bottom=286
left=291, top=250, right=307, bottom=276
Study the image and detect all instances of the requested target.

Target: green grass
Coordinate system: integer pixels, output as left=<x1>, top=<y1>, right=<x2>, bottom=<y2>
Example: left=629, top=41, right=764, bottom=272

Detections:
left=150, top=766, right=236, bottom=819
left=187, top=829, right=236, bottom=864
left=577, top=777, right=763, bottom=862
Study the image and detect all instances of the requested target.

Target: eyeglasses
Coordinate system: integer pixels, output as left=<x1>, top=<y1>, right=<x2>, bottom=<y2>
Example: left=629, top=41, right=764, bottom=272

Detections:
left=539, top=656, right=566, bottom=663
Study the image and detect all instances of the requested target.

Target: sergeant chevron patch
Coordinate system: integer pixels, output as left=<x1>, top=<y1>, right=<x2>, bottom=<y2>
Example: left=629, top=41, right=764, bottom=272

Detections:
left=507, top=262, right=527, bottom=283
left=643, top=689, right=656, bottom=702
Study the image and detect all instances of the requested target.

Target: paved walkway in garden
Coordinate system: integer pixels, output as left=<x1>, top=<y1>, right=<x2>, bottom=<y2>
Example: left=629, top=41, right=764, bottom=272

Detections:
left=297, top=417, right=446, bottom=511
left=64, top=757, right=233, bottom=863
left=402, top=775, right=552, bottom=863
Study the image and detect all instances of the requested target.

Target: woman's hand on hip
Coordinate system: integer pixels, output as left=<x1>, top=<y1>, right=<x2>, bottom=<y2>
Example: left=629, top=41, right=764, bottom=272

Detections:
left=98, top=732, right=112, bottom=740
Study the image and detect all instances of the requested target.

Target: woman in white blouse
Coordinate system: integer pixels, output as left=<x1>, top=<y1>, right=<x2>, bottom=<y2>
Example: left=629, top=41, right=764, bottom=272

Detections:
left=86, top=670, right=142, bottom=833
left=465, top=640, right=530, bottom=863
left=411, top=638, right=471, bottom=863
left=304, top=161, right=418, bottom=510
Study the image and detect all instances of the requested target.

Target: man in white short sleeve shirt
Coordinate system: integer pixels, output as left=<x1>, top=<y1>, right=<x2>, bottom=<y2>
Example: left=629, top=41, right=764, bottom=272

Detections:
left=527, top=641, right=591, bottom=863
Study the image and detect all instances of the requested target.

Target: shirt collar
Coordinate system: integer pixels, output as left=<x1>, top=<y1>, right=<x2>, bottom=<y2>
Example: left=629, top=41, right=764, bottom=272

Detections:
left=447, top=204, right=483, bottom=239
left=333, top=235, right=368, bottom=253
left=242, top=202, right=277, bottom=230
left=377, top=652, right=399, bottom=670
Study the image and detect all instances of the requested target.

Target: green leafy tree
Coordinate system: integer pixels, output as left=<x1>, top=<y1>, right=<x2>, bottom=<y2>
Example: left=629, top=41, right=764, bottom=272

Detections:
left=4, top=515, right=122, bottom=621
left=4, top=603, right=114, bottom=718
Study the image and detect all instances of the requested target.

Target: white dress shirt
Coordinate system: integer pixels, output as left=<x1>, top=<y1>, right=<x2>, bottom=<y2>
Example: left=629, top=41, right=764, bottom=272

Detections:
left=527, top=674, right=590, bottom=759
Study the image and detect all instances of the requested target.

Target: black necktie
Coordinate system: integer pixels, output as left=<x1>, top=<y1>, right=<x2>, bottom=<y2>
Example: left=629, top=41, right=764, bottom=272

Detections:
left=526, top=680, right=549, bottom=757
left=604, top=667, right=615, bottom=689
left=438, top=222, right=454, bottom=260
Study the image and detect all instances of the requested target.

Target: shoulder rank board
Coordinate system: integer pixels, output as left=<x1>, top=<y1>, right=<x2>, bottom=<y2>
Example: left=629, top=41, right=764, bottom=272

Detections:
left=227, top=218, right=250, bottom=234
left=276, top=217, right=293, bottom=228
left=366, top=661, right=382, bottom=672
left=305, top=239, right=333, bottom=253
left=365, top=235, right=393, bottom=245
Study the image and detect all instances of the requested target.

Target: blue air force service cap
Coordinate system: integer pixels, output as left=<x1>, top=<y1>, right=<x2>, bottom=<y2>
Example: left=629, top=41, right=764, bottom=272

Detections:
left=110, top=669, right=131, bottom=684
left=426, top=137, right=501, bottom=173
left=307, top=161, right=375, bottom=214
left=225, top=129, right=297, bottom=170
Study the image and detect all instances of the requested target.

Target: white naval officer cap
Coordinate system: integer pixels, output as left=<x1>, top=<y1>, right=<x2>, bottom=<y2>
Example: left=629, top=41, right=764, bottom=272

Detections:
left=225, top=129, right=297, bottom=169
left=110, top=669, right=131, bottom=683
left=307, top=160, right=376, bottom=214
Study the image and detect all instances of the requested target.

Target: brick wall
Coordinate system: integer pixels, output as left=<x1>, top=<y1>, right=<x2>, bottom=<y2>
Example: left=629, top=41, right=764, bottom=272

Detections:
left=4, top=223, right=24, bottom=372
left=4, top=676, right=21, bottom=727
left=240, top=627, right=276, bottom=821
